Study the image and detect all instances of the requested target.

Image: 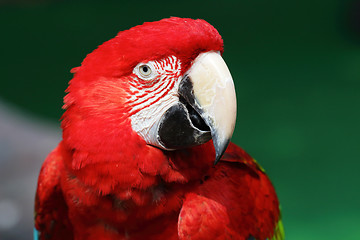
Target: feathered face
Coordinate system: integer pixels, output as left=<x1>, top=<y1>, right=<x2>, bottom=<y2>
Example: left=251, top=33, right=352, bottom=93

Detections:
left=62, top=17, right=236, bottom=164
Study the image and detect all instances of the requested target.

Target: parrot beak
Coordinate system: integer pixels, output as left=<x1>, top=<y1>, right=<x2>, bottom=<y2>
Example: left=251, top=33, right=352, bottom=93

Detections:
left=179, top=52, right=237, bottom=164
left=157, top=51, right=237, bottom=164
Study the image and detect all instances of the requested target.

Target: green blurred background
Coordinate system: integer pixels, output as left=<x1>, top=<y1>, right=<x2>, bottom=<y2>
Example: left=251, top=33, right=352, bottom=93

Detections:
left=0, top=0, right=359, bottom=239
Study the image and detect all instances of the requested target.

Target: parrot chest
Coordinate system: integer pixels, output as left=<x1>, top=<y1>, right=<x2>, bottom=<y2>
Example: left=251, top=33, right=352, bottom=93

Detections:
left=62, top=173, right=191, bottom=239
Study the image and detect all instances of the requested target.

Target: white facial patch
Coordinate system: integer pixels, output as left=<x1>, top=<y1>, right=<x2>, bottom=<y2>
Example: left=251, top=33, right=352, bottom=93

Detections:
left=129, top=56, right=182, bottom=149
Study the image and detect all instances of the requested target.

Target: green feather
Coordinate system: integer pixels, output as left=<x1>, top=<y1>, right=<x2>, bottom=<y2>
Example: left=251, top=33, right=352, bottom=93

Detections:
left=271, top=218, right=285, bottom=240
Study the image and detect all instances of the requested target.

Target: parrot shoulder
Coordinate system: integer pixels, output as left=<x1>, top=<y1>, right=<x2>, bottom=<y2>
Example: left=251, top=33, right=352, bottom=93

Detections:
left=34, top=142, right=73, bottom=240
left=178, top=142, right=283, bottom=240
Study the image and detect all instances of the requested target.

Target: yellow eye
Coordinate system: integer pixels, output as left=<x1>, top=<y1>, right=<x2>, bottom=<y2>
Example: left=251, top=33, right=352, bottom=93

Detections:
left=139, top=64, right=152, bottom=78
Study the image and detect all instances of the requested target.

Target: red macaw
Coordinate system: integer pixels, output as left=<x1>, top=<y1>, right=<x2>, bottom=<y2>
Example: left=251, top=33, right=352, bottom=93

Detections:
left=34, top=17, right=284, bottom=240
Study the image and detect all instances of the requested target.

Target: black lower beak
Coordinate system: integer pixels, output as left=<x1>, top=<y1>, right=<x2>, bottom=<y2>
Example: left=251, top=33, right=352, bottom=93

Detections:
left=157, top=99, right=211, bottom=150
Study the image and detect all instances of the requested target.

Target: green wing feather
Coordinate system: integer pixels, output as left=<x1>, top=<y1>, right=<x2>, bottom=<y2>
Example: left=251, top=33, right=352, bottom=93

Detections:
left=271, top=218, right=285, bottom=240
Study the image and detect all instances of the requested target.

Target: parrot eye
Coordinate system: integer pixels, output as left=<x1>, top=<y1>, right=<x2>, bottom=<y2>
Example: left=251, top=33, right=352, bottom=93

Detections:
left=134, top=62, right=156, bottom=81
left=139, top=65, right=151, bottom=76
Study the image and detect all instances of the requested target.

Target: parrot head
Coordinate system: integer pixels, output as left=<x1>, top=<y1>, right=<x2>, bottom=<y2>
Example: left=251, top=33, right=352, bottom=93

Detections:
left=62, top=17, right=236, bottom=167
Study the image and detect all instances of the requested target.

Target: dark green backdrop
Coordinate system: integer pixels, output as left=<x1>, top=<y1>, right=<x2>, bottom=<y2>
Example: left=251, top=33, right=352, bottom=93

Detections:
left=1, top=0, right=359, bottom=239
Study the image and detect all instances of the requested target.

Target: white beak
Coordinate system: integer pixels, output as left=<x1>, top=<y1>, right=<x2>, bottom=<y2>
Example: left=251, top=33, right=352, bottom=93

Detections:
left=183, top=51, right=237, bottom=163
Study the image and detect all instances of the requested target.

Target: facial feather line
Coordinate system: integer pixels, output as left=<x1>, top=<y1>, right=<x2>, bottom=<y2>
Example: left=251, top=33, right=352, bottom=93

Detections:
left=129, top=56, right=182, bottom=146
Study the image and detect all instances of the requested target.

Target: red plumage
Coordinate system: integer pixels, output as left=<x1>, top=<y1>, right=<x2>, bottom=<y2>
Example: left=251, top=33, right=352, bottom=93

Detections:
left=35, top=17, right=282, bottom=240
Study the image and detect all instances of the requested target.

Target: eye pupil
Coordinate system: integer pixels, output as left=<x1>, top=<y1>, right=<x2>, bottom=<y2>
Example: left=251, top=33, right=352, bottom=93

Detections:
left=142, top=66, right=148, bottom=72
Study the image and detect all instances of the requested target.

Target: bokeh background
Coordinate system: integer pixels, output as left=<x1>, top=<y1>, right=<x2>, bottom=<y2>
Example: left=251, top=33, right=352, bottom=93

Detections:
left=0, top=0, right=359, bottom=239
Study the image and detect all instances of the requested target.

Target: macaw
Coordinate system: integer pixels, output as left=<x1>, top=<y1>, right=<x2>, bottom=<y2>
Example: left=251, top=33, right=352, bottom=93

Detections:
left=34, top=17, right=284, bottom=240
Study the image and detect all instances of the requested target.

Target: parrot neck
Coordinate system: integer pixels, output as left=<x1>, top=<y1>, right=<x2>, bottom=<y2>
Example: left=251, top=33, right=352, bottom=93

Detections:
left=60, top=105, right=216, bottom=227
left=61, top=110, right=216, bottom=197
